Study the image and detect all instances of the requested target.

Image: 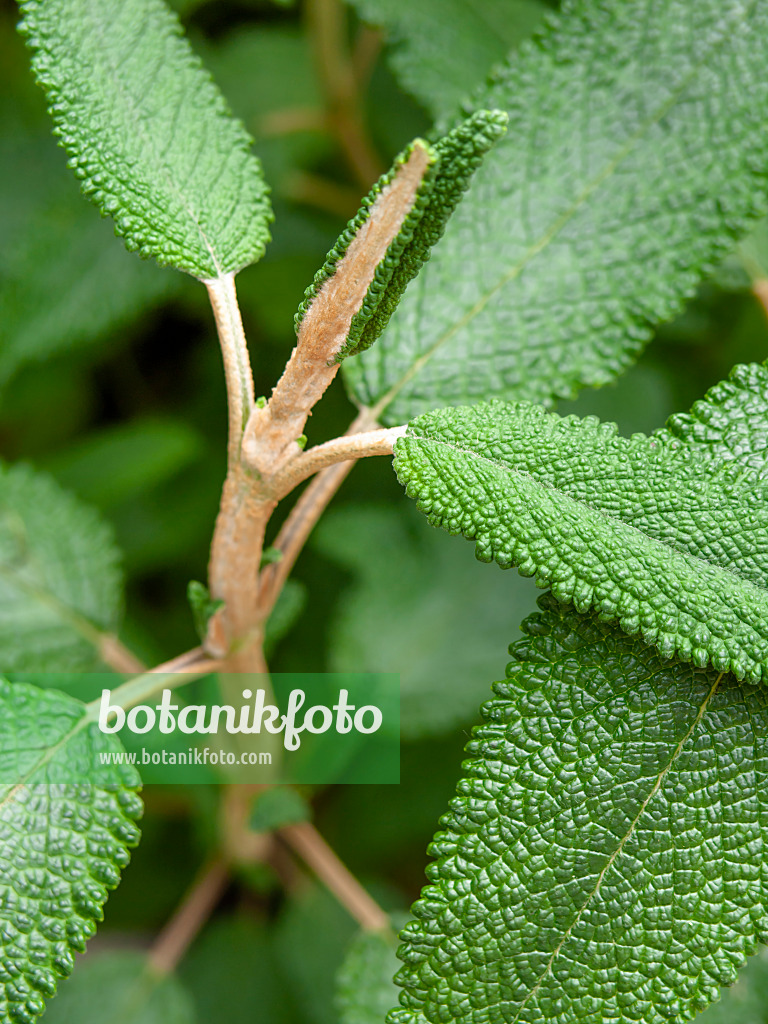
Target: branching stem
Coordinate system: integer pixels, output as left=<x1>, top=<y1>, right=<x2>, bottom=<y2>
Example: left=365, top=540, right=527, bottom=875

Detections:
left=147, top=859, right=229, bottom=975
left=280, top=821, right=390, bottom=931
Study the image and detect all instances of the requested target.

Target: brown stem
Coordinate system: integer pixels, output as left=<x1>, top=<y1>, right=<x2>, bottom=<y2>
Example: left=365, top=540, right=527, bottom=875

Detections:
left=98, top=634, right=146, bottom=674
left=754, top=279, right=768, bottom=321
left=271, top=424, right=404, bottom=498
left=147, top=859, right=229, bottom=975
left=280, top=822, right=389, bottom=931
left=258, top=408, right=379, bottom=619
left=204, top=275, right=254, bottom=465
left=306, top=0, right=384, bottom=188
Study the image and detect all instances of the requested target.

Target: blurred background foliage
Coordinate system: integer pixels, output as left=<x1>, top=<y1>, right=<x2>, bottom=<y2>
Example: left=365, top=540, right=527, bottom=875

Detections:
left=3, top=0, right=768, bottom=1019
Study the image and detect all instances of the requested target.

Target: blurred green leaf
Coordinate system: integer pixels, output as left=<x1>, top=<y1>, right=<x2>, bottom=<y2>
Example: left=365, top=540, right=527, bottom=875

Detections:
left=179, top=915, right=299, bottom=1024
left=40, top=952, right=193, bottom=1024
left=250, top=787, right=310, bottom=832
left=347, top=0, right=546, bottom=120
left=336, top=927, right=401, bottom=1024
left=43, top=419, right=203, bottom=509
left=265, top=579, right=307, bottom=656
left=0, top=463, right=124, bottom=670
left=314, top=503, right=537, bottom=739
left=275, top=885, right=358, bottom=1024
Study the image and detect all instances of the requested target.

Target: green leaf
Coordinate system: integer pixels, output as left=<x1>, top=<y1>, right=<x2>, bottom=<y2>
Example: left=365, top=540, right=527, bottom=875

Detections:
left=349, top=0, right=768, bottom=423
left=346, top=0, right=546, bottom=120
left=0, top=678, right=142, bottom=1024
left=656, top=359, right=768, bottom=472
left=297, top=112, right=506, bottom=363
left=18, top=0, right=272, bottom=279
left=249, top=787, right=310, bottom=833
left=0, top=463, right=124, bottom=670
left=336, top=928, right=401, bottom=1024
left=314, top=504, right=537, bottom=739
left=39, top=952, right=192, bottom=1024
left=43, top=418, right=203, bottom=509
left=178, top=914, right=300, bottom=1024
left=186, top=581, right=224, bottom=644
left=394, top=399, right=768, bottom=681
left=697, top=945, right=768, bottom=1024
left=390, top=595, right=768, bottom=1024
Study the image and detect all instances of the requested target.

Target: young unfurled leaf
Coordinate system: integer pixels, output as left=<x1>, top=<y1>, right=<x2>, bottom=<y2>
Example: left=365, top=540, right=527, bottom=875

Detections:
left=0, top=678, right=142, bottom=1024
left=296, top=111, right=506, bottom=364
left=18, top=0, right=272, bottom=280
left=390, top=595, right=768, bottom=1024
left=350, top=0, right=768, bottom=423
left=187, top=581, right=224, bottom=643
left=0, top=463, right=124, bottom=671
left=394, top=398, right=768, bottom=681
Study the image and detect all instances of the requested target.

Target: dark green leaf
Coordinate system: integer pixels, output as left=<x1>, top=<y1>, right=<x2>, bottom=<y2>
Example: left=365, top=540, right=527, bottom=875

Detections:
left=349, top=0, right=768, bottom=422
left=391, top=595, right=768, bottom=1024
left=19, top=0, right=272, bottom=279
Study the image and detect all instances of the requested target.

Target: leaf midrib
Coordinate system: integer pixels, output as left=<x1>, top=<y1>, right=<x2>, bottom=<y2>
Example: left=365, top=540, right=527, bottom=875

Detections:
left=509, top=672, right=723, bottom=1022
left=403, top=432, right=766, bottom=589
left=372, top=1, right=754, bottom=416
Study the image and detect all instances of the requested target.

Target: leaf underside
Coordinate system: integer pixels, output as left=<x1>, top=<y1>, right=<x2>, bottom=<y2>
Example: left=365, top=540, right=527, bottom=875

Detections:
left=18, top=0, right=272, bottom=279
left=394, top=397, right=768, bottom=682
left=0, top=679, right=142, bottom=1024
left=349, top=0, right=768, bottom=423
left=297, top=111, right=507, bottom=364
left=390, top=595, right=768, bottom=1024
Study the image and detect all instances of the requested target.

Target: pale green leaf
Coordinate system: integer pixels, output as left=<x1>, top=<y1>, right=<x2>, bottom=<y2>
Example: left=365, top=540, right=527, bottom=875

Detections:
left=43, top=418, right=203, bottom=509
left=349, top=0, right=768, bottom=423
left=40, top=952, right=193, bottom=1024
left=0, top=463, right=124, bottom=670
left=337, top=928, right=401, bottom=1024
left=347, top=0, right=546, bottom=120
left=390, top=595, right=768, bottom=1024
left=394, top=399, right=768, bottom=681
left=0, top=678, right=142, bottom=1024
left=314, top=504, right=537, bottom=739
left=18, top=0, right=272, bottom=279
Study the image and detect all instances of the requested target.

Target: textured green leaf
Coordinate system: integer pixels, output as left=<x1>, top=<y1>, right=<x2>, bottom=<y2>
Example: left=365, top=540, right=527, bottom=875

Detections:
left=18, top=0, right=272, bottom=279
left=656, top=359, right=768, bottom=471
left=390, top=595, right=768, bottom=1024
left=394, top=399, right=768, bottom=681
left=39, top=952, right=193, bottom=1024
left=0, top=678, right=142, bottom=1024
left=297, top=111, right=506, bottom=363
left=0, top=463, right=124, bottom=670
left=697, top=945, right=768, bottom=1023
left=337, top=928, right=401, bottom=1024
left=314, top=504, right=536, bottom=739
left=346, top=0, right=545, bottom=120
left=348, top=0, right=768, bottom=423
